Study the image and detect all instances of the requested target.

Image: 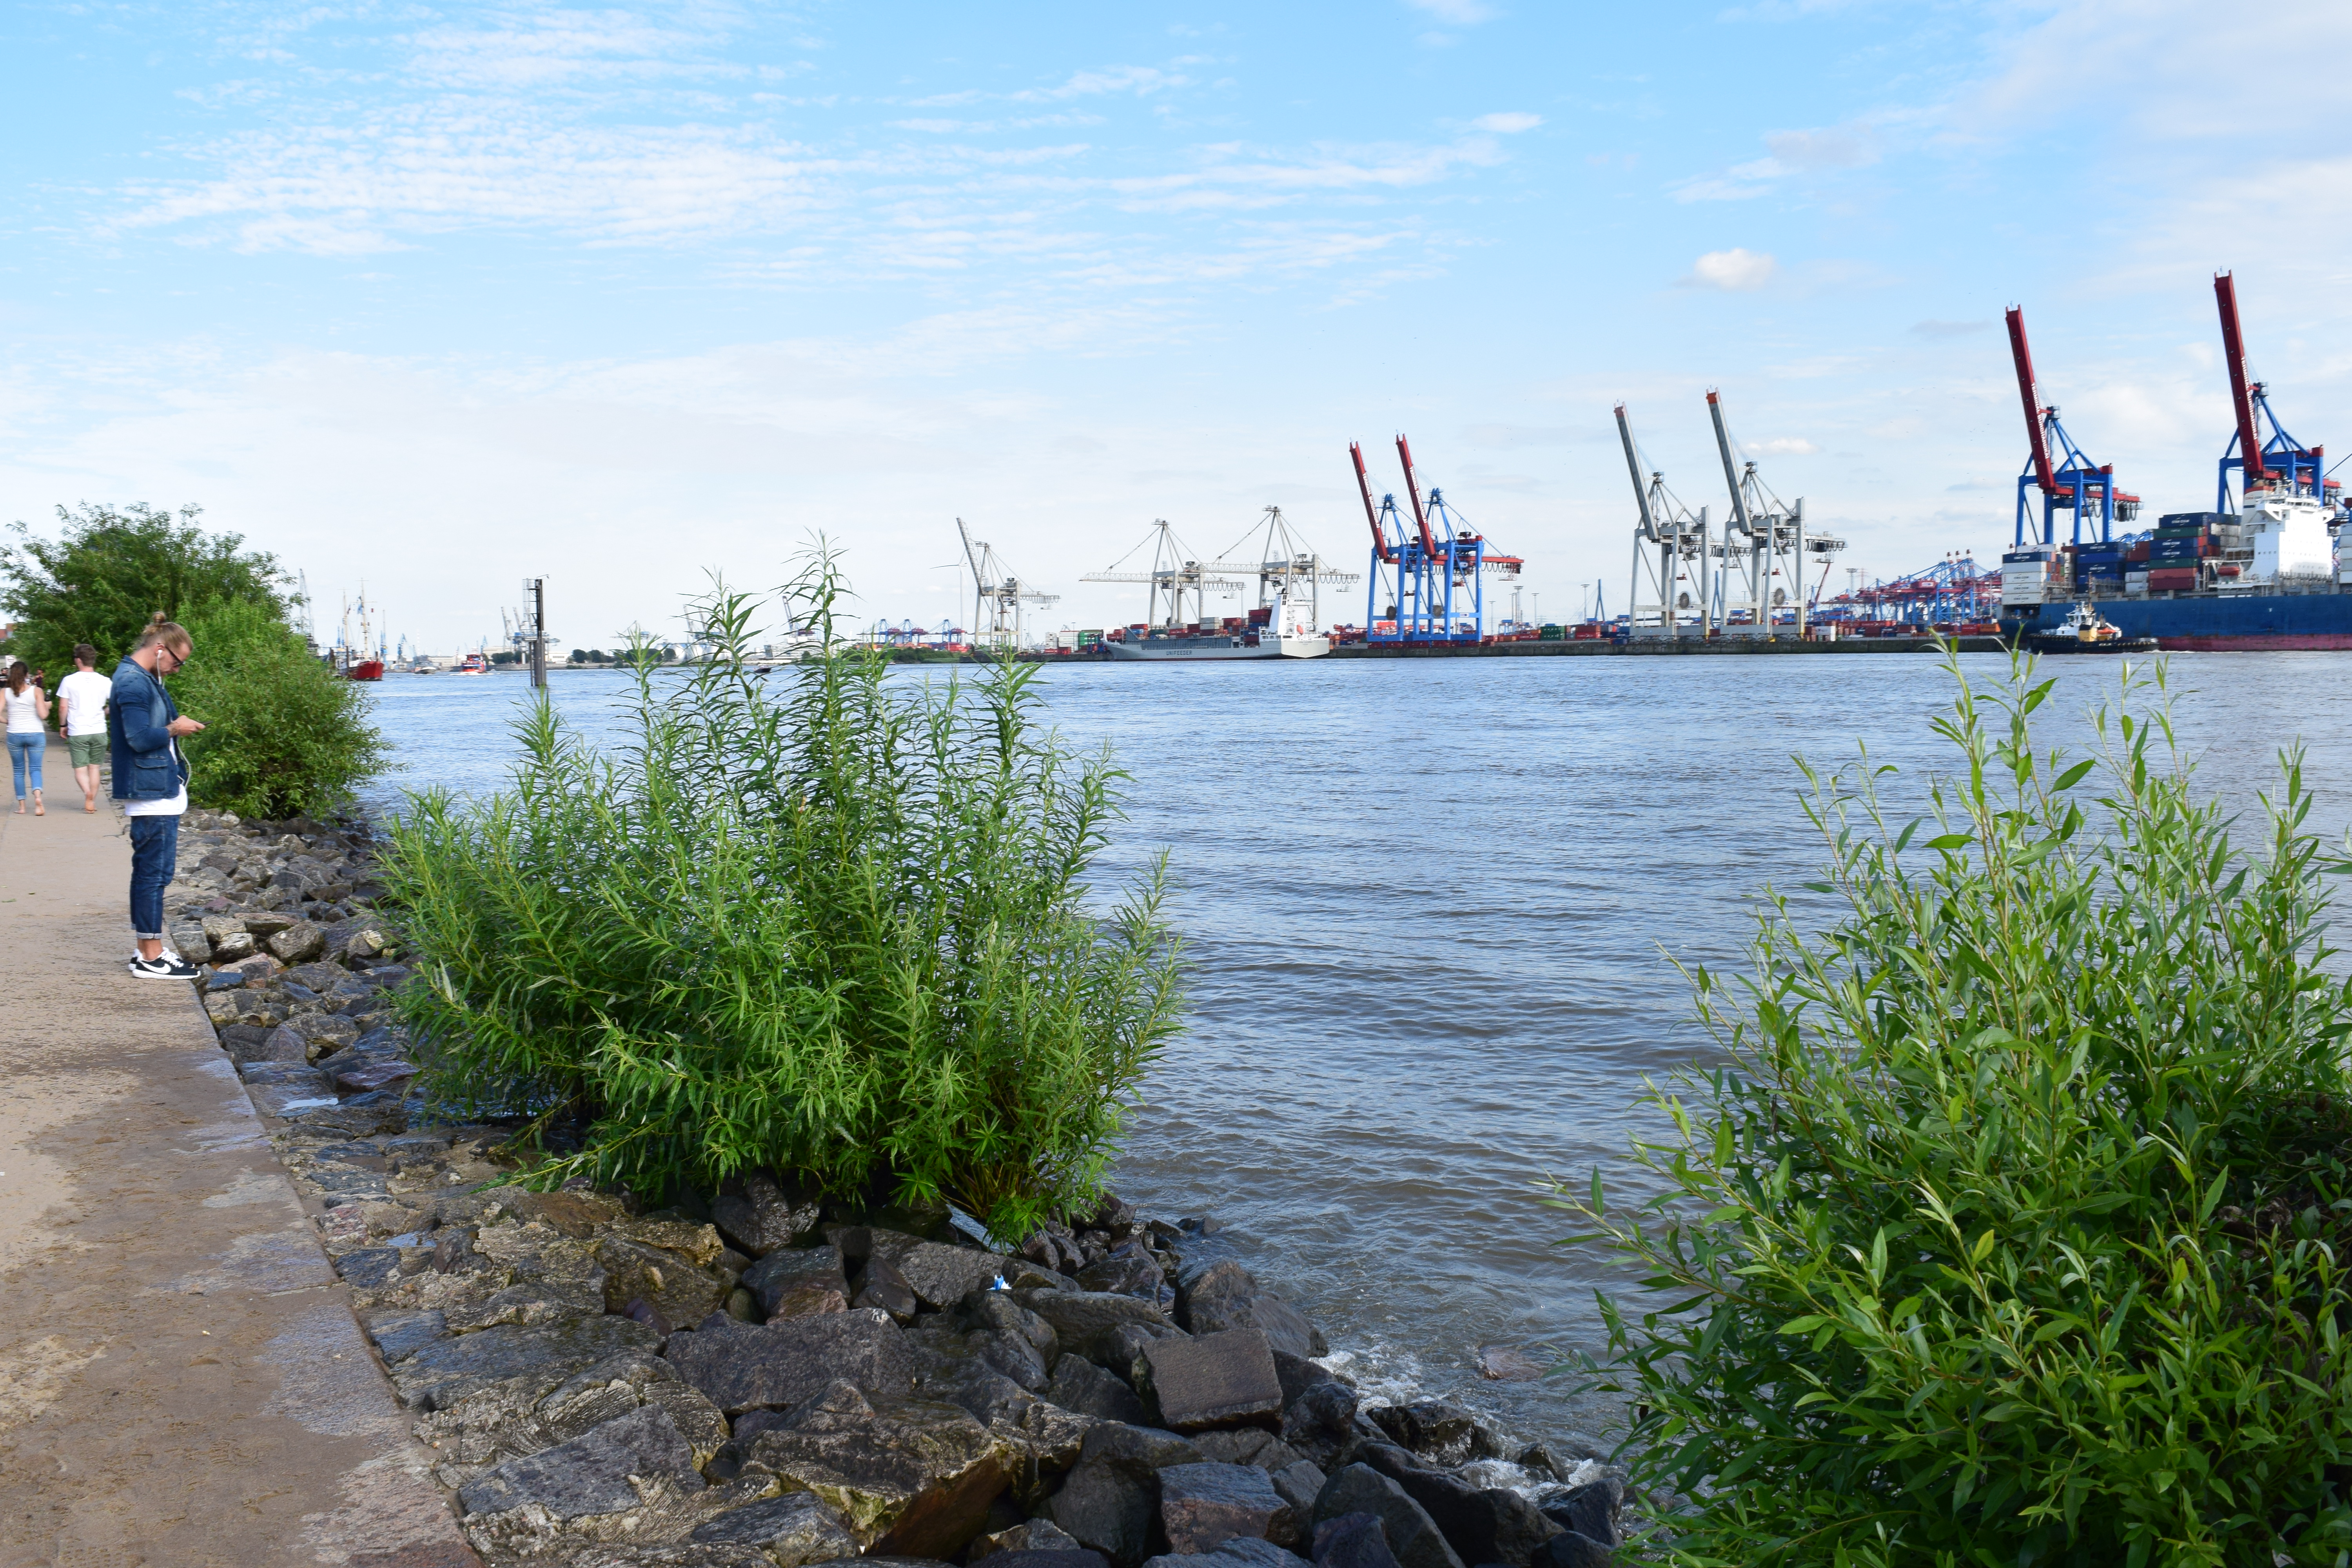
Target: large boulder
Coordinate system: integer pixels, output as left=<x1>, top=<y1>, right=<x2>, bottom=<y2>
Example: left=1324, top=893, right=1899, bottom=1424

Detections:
left=742, top=1244, right=852, bottom=1320
left=864, top=1229, right=1013, bottom=1311
left=1363, top=1400, right=1498, bottom=1468
left=1313, top=1513, right=1403, bottom=1568
left=1308, top=1466, right=1463, bottom=1568
left=1142, top=1330, right=1284, bottom=1434
left=1537, top=1478, right=1624, bottom=1552
left=456, top=1404, right=706, bottom=1554
left=661, top=1309, right=912, bottom=1416
left=1158, top=1461, right=1294, bottom=1553
left=1176, top=1262, right=1326, bottom=1359
left=1040, top=1424, right=1207, bottom=1568
left=734, top=1382, right=1010, bottom=1559
left=1279, top=1382, right=1383, bottom=1474
left=267, top=919, right=327, bottom=963
left=418, top=1350, right=730, bottom=1490
left=1045, top=1354, right=1151, bottom=1425
left=712, top=1174, right=826, bottom=1258
left=391, top=1316, right=662, bottom=1410
left=1349, top=1445, right=1558, bottom=1568
left=1016, top=1290, right=1184, bottom=1368
left=689, top=1490, right=862, bottom=1564
left=599, top=1234, right=733, bottom=1326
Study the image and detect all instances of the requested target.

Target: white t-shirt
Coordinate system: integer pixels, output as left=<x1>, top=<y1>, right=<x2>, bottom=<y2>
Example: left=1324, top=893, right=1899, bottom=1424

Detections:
left=2, top=685, right=43, bottom=735
left=58, top=670, right=110, bottom=737
left=122, top=733, right=187, bottom=818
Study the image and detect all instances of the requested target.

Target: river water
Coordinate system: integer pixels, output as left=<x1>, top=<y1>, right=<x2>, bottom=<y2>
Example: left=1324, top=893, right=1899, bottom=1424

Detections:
left=355, top=651, right=2352, bottom=1451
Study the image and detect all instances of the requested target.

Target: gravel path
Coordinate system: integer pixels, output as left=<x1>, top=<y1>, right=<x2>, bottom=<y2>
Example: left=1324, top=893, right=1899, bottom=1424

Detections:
left=0, top=737, right=478, bottom=1567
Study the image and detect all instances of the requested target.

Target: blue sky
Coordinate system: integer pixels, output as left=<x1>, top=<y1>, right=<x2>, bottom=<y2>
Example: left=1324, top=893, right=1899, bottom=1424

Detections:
left=5, top=0, right=2347, bottom=649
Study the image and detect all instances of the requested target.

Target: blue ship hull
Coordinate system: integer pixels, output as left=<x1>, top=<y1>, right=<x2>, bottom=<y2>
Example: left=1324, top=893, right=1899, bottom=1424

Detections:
left=2003, top=591, right=2352, bottom=649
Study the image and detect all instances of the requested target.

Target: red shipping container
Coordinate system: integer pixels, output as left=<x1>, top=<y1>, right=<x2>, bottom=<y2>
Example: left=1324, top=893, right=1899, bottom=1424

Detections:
left=2127, top=543, right=2150, bottom=561
left=2147, top=568, right=2199, bottom=589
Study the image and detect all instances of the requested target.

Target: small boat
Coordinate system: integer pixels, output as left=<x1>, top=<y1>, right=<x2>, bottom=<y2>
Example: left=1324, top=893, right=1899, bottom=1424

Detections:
left=2023, top=601, right=2159, bottom=655
left=453, top=652, right=490, bottom=675
left=342, top=657, right=385, bottom=682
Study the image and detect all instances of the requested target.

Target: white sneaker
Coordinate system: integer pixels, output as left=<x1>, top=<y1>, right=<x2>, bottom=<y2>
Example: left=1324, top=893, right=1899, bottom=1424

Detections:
left=129, top=953, right=202, bottom=980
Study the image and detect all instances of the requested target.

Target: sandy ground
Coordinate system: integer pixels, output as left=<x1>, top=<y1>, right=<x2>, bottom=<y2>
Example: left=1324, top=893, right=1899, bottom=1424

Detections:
left=0, top=737, right=477, bottom=1567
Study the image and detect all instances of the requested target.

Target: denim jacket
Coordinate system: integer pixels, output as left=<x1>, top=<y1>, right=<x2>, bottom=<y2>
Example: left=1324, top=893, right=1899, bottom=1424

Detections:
left=109, top=659, right=187, bottom=802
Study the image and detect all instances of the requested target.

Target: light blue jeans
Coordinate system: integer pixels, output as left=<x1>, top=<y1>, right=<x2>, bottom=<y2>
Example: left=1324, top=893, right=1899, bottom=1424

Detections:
left=6, top=733, right=41, bottom=799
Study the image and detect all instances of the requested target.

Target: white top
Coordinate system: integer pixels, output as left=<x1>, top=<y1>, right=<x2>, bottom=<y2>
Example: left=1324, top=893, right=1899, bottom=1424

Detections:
left=58, top=670, right=110, bottom=737
left=2, top=685, right=43, bottom=735
left=123, top=779, right=187, bottom=818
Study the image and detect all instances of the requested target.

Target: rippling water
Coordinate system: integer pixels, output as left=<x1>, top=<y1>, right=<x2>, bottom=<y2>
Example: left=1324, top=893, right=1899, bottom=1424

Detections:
left=355, top=650, right=2352, bottom=1449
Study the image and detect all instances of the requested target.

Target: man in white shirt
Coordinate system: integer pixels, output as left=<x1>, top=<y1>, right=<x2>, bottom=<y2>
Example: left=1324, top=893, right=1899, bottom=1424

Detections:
left=56, top=643, right=111, bottom=815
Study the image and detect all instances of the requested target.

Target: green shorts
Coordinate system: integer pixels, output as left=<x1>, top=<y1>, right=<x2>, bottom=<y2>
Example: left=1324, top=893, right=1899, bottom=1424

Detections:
left=67, top=733, right=106, bottom=767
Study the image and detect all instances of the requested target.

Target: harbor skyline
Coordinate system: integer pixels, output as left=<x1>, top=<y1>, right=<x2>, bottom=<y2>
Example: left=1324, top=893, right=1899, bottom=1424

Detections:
left=4, top=1, right=2347, bottom=649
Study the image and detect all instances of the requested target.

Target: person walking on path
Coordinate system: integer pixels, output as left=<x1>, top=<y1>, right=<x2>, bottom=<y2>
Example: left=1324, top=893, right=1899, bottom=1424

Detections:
left=110, top=615, right=204, bottom=979
left=4, top=659, right=51, bottom=815
left=56, top=644, right=111, bottom=814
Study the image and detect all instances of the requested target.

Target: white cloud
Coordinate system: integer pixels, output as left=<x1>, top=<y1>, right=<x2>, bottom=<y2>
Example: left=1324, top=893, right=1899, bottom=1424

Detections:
left=1473, top=112, right=1543, bottom=134
left=1747, top=437, right=1818, bottom=455
left=1680, top=248, right=1777, bottom=290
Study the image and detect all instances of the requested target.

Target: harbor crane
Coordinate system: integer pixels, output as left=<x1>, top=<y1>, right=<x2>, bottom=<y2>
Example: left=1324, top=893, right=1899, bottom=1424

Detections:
left=956, top=517, right=1059, bottom=652
left=1349, top=435, right=1521, bottom=644
left=1080, top=520, right=1245, bottom=629
left=1705, top=390, right=1809, bottom=637
left=2005, top=305, right=2140, bottom=548
left=2213, top=271, right=2336, bottom=513
left=1614, top=404, right=1710, bottom=637
left=1197, top=506, right=1359, bottom=636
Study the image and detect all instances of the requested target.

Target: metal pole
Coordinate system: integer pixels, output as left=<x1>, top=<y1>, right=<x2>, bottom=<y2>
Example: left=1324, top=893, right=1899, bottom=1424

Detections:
left=529, top=577, right=546, bottom=688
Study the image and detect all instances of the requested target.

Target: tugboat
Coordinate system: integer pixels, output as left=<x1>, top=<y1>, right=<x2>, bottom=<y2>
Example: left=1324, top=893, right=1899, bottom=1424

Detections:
left=2022, top=601, right=2159, bottom=655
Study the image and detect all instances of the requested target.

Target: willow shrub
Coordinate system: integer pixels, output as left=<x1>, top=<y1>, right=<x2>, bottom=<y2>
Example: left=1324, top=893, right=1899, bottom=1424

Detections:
left=1561, top=653, right=2352, bottom=1568
left=381, top=555, right=1185, bottom=1240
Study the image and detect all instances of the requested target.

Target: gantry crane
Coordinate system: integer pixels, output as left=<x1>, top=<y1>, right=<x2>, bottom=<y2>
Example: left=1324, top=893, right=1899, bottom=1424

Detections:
left=1080, top=520, right=1243, bottom=630
left=2213, top=271, right=2336, bottom=514
left=1348, top=435, right=1520, bottom=644
left=956, top=518, right=1059, bottom=652
left=1615, top=404, right=1710, bottom=637
left=1705, top=391, right=1811, bottom=637
left=1197, top=506, right=1359, bottom=638
left=2005, top=305, right=2140, bottom=548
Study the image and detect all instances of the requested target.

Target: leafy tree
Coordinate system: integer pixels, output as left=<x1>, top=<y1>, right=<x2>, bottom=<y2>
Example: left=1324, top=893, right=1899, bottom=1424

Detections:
left=0, top=503, right=285, bottom=676
left=171, top=600, right=388, bottom=819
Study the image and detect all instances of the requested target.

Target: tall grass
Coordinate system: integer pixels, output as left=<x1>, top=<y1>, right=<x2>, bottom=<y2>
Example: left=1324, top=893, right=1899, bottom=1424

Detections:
left=1562, top=653, right=2352, bottom=1567
left=382, top=550, right=1185, bottom=1238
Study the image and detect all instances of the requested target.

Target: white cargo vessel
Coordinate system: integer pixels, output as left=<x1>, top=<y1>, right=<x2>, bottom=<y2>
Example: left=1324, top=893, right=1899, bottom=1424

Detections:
left=1084, top=509, right=1351, bottom=664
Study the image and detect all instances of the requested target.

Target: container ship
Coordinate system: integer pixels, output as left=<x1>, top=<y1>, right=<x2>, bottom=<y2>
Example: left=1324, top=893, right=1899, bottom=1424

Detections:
left=1998, top=273, right=2350, bottom=650
left=1085, top=512, right=1350, bottom=662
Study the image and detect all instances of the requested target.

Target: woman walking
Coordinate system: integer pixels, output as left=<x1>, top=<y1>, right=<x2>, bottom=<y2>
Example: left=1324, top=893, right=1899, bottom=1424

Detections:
left=4, top=660, right=50, bottom=815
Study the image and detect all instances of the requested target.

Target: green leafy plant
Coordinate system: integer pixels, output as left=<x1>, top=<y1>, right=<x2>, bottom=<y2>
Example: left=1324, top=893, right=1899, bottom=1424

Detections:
left=1, top=502, right=285, bottom=676
left=1559, top=652, right=2352, bottom=1567
left=380, top=548, right=1185, bottom=1239
left=171, top=599, right=390, bottom=818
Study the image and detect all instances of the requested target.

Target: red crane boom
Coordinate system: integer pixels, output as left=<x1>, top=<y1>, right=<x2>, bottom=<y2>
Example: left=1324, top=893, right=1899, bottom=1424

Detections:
left=1349, top=442, right=1394, bottom=562
left=2215, top=270, right=2267, bottom=486
left=1394, top=434, right=1441, bottom=557
left=2005, top=306, right=2058, bottom=496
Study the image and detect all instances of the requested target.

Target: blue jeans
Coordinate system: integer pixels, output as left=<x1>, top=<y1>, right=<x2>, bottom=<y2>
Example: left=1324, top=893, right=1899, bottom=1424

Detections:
left=6, top=733, right=40, bottom=799
left=129, top=813, right=180, bottom=940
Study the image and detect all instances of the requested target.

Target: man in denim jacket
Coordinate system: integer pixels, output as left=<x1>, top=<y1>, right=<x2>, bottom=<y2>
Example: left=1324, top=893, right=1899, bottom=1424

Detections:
left=109, top=617, right=206, bottom=979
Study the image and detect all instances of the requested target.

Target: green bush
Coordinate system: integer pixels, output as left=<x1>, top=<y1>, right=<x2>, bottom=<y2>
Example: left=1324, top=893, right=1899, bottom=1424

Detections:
left=380, top=552, right=1185, bottom=1239
left=1562, top=654, right=2352, bottom=1566
left=171, top=599, right=390, bottom=818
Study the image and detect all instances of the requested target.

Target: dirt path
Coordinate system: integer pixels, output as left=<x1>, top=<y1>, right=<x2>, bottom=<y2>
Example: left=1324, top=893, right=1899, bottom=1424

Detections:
left=0, top=738, right=477, bottom=1568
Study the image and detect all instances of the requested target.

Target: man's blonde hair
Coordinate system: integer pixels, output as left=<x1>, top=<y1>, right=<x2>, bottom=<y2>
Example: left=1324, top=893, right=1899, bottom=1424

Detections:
left=132, top=613, right=191, bottom=653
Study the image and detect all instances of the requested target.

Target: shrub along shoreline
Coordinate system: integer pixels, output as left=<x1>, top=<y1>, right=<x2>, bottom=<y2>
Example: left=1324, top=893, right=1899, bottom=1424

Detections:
left=163, top=808, right=1639, bottom=1568
left=158, top=554, right=1644, bottom=1568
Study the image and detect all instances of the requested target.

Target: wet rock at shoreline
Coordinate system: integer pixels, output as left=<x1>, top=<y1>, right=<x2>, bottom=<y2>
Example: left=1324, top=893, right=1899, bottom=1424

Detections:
left=1158, top=1461, right=1295, bottom=1553
left=661, top=1309, right=914, bottom=1416
left=1142, top=1330, right=1285, bottom=1434
left=1310, top=1467, right=1463, bottom=1568
left=1350, top=1444, right=1558, bottom=1568
left=1312, top=1513, right=1403, bottom=1568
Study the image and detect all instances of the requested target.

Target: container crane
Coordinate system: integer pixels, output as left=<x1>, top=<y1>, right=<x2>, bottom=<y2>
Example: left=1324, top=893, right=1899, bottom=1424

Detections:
left=2213, top=271, right=2335, bottom=513
left=2005, top=305, right=2139, bottom=548
left=1080, top=520, right=1243, bottom=630
left=1614, top=404, right=1710, bottom=637
left=1704, top=391, right=1808, bottom=637
left=1196, top=506, right=1359, bottom=638
left=956, top=517, right=1058, bottom=652
left=1347, top=436, right=1516, bottom=644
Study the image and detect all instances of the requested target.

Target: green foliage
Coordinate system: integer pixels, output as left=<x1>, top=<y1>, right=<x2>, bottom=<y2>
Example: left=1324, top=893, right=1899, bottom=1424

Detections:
left=380, top=549, right=1186, bottom=1240
left=1560, top=653, right=2352, bottom=1567
left=171, top=599, right=390, bottom=819
left=1, top=502, right=285, bottom=677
